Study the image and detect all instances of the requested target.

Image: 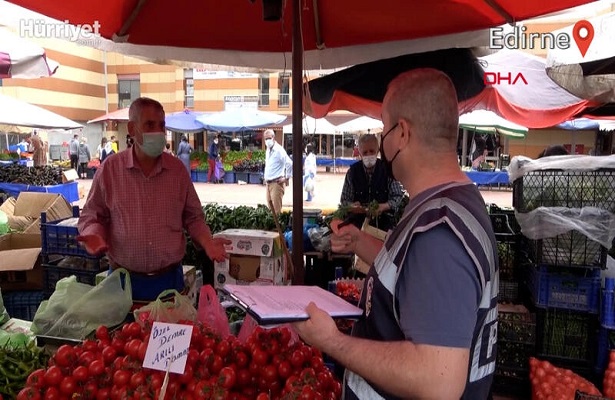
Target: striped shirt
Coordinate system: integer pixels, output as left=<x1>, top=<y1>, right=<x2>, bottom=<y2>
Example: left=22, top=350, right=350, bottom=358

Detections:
left=78, top=148, right=210, bottom=273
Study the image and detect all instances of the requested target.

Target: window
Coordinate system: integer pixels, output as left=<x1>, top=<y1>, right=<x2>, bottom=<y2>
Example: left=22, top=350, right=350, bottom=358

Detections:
left=278, top=73, right=290, bottom=108
left=258, top=74, right=270, bottom=106
left=184, top=69, right=194, bottom=109
left=118, top=74, right=140, bottom=109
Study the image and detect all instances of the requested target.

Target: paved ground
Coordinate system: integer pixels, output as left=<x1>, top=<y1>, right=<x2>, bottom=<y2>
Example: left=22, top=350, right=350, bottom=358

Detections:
left=76, top=167, right=513, bottom=211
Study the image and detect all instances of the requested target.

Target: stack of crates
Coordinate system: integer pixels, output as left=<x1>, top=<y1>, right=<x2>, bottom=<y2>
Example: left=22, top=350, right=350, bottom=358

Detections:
left=489, top=204, right=536, bottom=397
left=40, top=206, right=108, bottom=298
left=513, top=168, right=615, bottom=382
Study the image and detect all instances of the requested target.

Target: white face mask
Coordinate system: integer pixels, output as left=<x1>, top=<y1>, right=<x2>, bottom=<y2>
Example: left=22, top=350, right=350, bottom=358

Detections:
left=362, top=155, right=377, bottom=168
left=213, top=139, right=218, bottom=144
left=265, top=138, right=274, bottom=148
left=139, top=132, right=166, bottom=158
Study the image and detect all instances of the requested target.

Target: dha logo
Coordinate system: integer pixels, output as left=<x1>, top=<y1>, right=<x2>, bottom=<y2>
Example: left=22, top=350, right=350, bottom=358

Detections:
left=483, top=72, right=528, bottom=86
left=19, top=19, right=102, bottom=46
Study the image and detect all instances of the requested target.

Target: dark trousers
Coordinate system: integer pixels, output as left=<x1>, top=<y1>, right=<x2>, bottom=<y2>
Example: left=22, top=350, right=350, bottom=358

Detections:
left=70, top=154, right=79, bottom=170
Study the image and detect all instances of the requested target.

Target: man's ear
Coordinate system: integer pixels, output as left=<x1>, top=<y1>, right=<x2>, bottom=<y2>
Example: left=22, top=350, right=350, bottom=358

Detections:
left=398, top=119, right=412, bottom=148
left=127, top=121, right=135, bottom=135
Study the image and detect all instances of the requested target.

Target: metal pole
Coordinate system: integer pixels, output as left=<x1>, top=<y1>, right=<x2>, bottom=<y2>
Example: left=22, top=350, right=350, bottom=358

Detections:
left=291, top=0, right=304, bottom=284
left=461, top=129, right=468, bottom=166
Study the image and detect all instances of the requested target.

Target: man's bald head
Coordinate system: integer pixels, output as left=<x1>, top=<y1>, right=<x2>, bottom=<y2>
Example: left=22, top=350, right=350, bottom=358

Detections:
left=383, top=69, right=459, bottom=152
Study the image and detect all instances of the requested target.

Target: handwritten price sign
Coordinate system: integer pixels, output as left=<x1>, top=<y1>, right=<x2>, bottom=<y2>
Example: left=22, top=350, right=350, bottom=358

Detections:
left=142, top=322, right=193, bottom=374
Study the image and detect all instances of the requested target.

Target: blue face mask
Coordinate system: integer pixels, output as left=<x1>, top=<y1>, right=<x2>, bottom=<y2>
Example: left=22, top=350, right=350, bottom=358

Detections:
left=140, top=132, right=166, bottom=158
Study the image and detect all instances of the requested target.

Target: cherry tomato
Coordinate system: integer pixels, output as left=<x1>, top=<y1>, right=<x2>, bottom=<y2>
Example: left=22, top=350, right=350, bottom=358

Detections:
left=219, top=366, right=237, bottom=389
left=72, top=365, right=89, bottom=382
left=26, top=368, right=46, bottom=388
left=256, top=393, right=270, bottom=400
left=236, top=369, right=251, bottom=386
left=78, top=351, right=96, bottom=366
left=113, top=370, right=131, bottom=387
left=262, top=364, right=278, bottom=383
left=290, top=350, right=305, bottom=369
left=234, top=351, right=249, bottom=368
left=130, top=371, right=146, bottom=389
left=102, top=346, right=117, bottom=364
left=125, top=322, right=142, bottom=338
left=43, top=386, right=61, bottom=400
left=16, top=387, right=41, bottom=400
left=88, top=359, right=105, bottom=377
left=278, top=361, right=292, bottom=379
left=252, top=348, right=268, bottom=366
left=44, top=366, right=63, bottom=387
left=216, top=340, right=231, bottom=358
left=54, top=345, right=76, bottom=367
left=59, top=376, right=77, bottom=395
left=95, top=325, right=109, bottom=341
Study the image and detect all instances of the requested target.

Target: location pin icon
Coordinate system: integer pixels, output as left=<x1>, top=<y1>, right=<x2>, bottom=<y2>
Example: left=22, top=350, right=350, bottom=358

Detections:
left=573, top=20, right=594, bottom=57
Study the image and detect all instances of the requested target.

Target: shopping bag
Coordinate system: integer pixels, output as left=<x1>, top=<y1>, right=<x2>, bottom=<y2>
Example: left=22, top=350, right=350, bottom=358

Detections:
left=237, top=315, right=300, bottom=345
left=31, top=268, right=133, bottom=339
left=134, top=289, right=197, bottom=328
left=196, top=285, right=231, bottom=338
left=215, top=160, right=225, bottom=180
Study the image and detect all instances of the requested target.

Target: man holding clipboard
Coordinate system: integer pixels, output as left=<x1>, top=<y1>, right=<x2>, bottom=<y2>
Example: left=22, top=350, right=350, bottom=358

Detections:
left=293, top=69, right=498, bottom=400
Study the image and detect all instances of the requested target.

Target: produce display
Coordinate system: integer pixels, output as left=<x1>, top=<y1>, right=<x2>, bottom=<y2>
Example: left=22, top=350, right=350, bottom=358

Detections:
left=603, top=350, right=615, bottom=398
left=0, top=153, right=20, bottom=162
left=16, top=322, right=342, bottom=400
left=0, top=165, right=64, bottom=186
left=529, top=357, right=602, bottom=399
left=0, top=341, right=49, bottom=399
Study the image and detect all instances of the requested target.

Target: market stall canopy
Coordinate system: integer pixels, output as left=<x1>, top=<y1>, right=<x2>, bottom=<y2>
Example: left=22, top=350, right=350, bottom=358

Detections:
left=556, top=117, right=601, bottom=130
left=165, top=109, right=208, bottom=133
left=87, top=108, right=129, bottom=124
left=0, top=93, right=82, bottom=130
left=459, top=110, right=528, bottom=138
left=196, top=109, right=287, bottom=132
left=336, top=116, right=383, bottom=133
left=0, top=26, right=59, bottom=79
left=546, top=11, right=615, bottom=103
left=1, top=0, right=596, bottom=70
left=306, top=49, right=596, bottom=129
left=282, top=116, right=337, bottom=135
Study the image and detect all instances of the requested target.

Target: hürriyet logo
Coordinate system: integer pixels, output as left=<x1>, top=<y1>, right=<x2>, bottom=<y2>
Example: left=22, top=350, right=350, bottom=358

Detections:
left=19, top=19, right=102, bottom=46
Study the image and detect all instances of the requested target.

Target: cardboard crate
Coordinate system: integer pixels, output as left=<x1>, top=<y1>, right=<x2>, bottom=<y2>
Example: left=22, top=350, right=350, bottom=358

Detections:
left=213, top=229, right=287, bottom=289
left=0, top=233, right=43, bottom=291
left=0, top=192, right=72, bottom=234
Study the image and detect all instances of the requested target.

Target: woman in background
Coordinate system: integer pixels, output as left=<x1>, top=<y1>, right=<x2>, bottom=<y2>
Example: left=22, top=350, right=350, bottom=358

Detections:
left=78, top=137, right=91, bottom=178
left=177, top=135, right=192, bottom=174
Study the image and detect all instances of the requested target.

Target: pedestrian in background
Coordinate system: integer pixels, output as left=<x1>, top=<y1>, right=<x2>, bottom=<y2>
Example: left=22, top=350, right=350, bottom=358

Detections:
left=303, top=143, right=317, bottom=201
left=69, top=134, right=80, bottom=170
left=177, top=135, right=192, bottom=175
left=207, top=134, right=220, bottom=183
left=78, top=137, right=91, bottom=178
left=263, top=129, right=292, bottom=214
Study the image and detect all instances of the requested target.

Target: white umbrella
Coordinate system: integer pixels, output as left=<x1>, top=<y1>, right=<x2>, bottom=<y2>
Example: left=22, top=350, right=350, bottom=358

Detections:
left=0, top=26, right=59, bottom=79
left=197, top=108, right=286, bottom=131
left=0, top=93, right=82, bottom=129
left=336, top=116, right=383, bottom=133
left=282, top=116, right=337, bottom=135
left=546, top=11, right=615, bottom=103
left=459, top=110, right=528, bottom=138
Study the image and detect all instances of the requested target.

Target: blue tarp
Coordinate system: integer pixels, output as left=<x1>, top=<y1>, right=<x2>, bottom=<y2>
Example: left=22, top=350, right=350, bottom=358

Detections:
left=315, top=158, right=357, bottom=167
left=0, top=181, right=79, bottom=203
left=465, top=171, right=510, bottom=185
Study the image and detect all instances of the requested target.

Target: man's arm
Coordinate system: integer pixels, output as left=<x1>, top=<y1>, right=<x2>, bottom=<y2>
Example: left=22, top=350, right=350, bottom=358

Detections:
left=283, top=151, right=293, bottom=179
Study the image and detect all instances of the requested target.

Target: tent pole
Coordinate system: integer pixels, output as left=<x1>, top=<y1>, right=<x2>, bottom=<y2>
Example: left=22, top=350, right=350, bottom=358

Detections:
left=291, top=0, right=304, bottom=285
left=461, top=129, right=468, bottom=167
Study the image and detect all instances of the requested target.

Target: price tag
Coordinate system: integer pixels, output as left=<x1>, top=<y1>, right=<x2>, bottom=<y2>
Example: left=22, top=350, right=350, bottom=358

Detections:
left=26, top=160, right=34, bottom=168
left=142, top=322, right=193, bottom=374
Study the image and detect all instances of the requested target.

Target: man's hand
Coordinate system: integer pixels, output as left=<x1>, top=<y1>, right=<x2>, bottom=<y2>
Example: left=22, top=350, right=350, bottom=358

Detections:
left=204, top=237, right=232, bottom=262
left=293, top=302, right=341, bottom=350
left=76, top=234, right=108, bottom=256
left=330, top=218, right=360, bottom=254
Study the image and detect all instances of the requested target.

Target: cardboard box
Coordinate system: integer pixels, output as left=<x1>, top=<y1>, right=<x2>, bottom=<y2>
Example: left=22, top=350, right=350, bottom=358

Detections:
left=0, top=233, right=43, bottom=291
left=0, top=192, right=72, bottom=234
left=213, top=229, right=287, bottom=289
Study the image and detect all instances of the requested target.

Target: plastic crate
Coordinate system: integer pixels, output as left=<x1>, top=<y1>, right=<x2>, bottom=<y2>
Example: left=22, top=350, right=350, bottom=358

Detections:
left=528, top=232, right=607, bottom=269
left=601, top=289, right=615, bottom=330
left=43, top=257, right=109, bottom=297
left=526, top=265, right=601, bottom=313
left=595, top=327, right=615, bottom=374
left=1, top=291, right=44, bottom=321
left=512, top=169, right=615, bottom=214
left=492, top=366, right=531, bottom=399
left=498, top=309, right=536, bottom=369
left=41, top=206, right=98, bottom=258
left=248, top=172, right=263, bottom=184
left=497, top=236, right=520, bottom=281
left=499, top=280, right=519, bottom=303
left=537, top=309, right=598, bottom=363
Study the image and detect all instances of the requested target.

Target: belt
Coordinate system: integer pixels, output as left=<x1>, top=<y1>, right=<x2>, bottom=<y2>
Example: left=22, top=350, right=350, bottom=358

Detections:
left=110, top=260, right=181, bottom=277
left=266, top=177, right=283, bottom=184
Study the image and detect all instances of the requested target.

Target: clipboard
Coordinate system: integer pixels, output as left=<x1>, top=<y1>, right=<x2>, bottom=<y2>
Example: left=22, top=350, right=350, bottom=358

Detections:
left=221, top=284, right=364, bottom=326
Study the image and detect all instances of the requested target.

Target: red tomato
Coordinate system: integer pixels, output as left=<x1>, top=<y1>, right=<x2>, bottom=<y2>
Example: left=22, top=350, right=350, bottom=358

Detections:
left=262, top=365, right=278, bottom=383
left=252, top=348, right=268, bottom=366
left=95, top=325, right=110, bottom=341
left=26, top=369, right=46, bottom=389
left=54, top=345, right=76, bottom=367
left=78, top=351, right=96, bottom=366
left=236, top=369, right=251, bottom=386
left=113, top=370, right=131, bottom=387
left=16, top=387, right=41, bottom=400
left=83, top=382, right=98, bottom=399
left=101, top=346, right=117, bottom=364
left=59, top=376, right=77, bottom=395
left=234, top=351, right=249, bottom=368
left=88, top=359, right=105, bottom=377
left=290, top=350, right=305, bottom=369
left=72, top=365, right=89, bottom=382
left=278, top=361, right=292, bottom=379
left=129, top=371, right=146, bottom=389
left=216, top=340, right=231, bottom=358
left=43, top=387, right=61, bottom=400
left=256, top=393, right=269, bottom=400
left=125, top=322, right=142, bottom=338
left=95, top=387, right=110, bottom=400
left=219, top=366, right=237, bottom=389
left=44, top=366, right=63, bottom=387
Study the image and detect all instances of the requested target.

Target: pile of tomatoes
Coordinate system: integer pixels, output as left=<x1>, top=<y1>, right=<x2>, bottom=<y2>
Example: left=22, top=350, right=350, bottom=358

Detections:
left=16, top=321, right=342, bottom=400
left=603, top=350, right=615, bottom=398
left=529, top=357, right=602, bottom=399
left=335, top=281, right=361, bottom=305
